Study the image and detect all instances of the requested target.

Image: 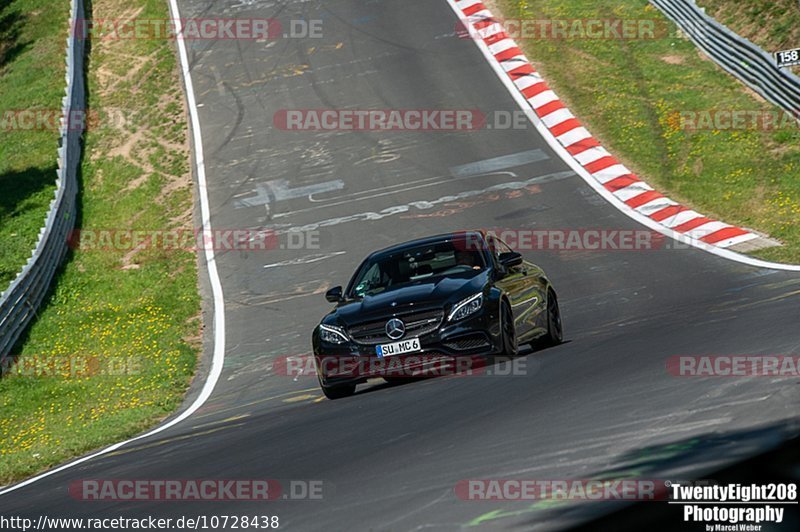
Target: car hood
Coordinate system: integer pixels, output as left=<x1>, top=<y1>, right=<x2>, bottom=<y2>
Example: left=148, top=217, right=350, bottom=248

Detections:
left=327, top=270, right=489, bottom=326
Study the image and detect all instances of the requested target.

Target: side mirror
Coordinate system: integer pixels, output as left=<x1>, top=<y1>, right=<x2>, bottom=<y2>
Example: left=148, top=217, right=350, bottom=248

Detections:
left=499, top=251, right=523, bottom=268
left=325, top=286, right=343, bottom=303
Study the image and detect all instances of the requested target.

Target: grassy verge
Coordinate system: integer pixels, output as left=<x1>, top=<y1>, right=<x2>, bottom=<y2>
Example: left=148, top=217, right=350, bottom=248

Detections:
left=0, top=0, right=70, bottom=288
left=493, top=0, right=800, bottom=262
left=698, top=0, right=800, bottom=51
left=0, top=0, right=200, bottom=484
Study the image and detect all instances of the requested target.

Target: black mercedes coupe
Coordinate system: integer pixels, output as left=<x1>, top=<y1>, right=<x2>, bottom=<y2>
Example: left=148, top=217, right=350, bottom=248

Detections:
left=312, top=230, right=562, bottom=398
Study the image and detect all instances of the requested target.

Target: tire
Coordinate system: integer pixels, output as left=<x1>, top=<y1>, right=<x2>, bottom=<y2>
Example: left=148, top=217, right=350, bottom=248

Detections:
left=501, top=301, right=518, bottom=357
left=543, top=289, right=563, bottom=346
left=318, top=374, right=355, bottom=399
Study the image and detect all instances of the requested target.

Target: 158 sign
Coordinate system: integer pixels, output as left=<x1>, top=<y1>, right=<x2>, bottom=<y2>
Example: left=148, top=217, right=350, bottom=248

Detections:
left=775, top=48, right=800, bottom=67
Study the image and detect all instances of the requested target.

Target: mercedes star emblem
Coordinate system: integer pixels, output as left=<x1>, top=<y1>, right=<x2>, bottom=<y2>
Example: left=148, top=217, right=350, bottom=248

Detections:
left=385, top=318, right=405, bottom=340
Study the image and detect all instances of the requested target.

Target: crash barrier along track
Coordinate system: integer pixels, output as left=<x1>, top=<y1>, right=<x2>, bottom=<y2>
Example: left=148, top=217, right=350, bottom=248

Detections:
left=0, top=0, right=85, bottom=362
left=651, top=0, right=800, bottom=117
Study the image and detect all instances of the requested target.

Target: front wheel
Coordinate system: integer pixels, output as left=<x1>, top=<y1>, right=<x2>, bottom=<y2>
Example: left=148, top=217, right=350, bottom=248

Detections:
left=543, top=289, right=563, bottom=345
left=318, top=374, right=355, bottom=399
left=501, top=301, right=518, bottom=357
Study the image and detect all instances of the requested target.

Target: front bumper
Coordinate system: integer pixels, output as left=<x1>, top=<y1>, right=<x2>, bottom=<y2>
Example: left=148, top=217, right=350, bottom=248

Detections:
left=314, top=308, right=502, bottom=387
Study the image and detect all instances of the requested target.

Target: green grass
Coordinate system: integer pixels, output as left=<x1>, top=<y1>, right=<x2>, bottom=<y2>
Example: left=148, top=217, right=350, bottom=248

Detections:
left=0, top=0, right=200, bottom=483
left=0, top=0, right=70, bottom=288
left=698, top=0, right=800, bottom=51
left=494, top=0, right=800, bottom=262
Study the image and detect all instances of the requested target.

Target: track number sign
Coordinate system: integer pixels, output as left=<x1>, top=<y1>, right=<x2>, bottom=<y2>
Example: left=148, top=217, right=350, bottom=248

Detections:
left=775, top=48, right=800, bottom=67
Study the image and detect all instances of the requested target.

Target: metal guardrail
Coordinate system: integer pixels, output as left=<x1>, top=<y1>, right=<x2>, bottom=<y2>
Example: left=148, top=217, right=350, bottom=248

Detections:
left=0, top=0, right=85, bottom=362
left=652, top=0, right=800, bottom=117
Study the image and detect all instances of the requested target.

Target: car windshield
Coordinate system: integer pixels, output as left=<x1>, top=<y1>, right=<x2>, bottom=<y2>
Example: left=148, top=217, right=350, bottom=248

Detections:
left=349, top=240, right=486, bottom=297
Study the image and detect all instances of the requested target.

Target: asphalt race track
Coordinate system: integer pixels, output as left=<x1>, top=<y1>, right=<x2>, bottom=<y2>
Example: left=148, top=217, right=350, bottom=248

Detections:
left=1, top=0, right=799, bottom=530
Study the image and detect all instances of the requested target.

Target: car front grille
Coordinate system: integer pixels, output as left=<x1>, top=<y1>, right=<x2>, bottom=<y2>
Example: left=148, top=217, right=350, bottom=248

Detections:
left=348, top=309, right=444, bottom=345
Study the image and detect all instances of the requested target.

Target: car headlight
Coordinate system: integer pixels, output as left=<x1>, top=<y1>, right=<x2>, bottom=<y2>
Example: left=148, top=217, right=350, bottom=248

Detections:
left=448, top=293, right=483, bottom=322
left=319, top=323, right=349, bottom=344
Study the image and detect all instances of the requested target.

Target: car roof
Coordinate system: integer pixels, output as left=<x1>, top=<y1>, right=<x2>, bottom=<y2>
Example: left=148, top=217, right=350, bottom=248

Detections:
left=368, top=230, right=488, bottom=258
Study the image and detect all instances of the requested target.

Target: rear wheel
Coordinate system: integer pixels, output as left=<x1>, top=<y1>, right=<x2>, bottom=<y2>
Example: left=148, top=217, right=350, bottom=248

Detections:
left=543, top=289, right=563, bottom=345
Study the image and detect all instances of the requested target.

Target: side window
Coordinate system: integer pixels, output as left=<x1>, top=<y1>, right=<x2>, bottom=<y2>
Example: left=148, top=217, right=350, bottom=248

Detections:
left=486, top=236, right=502, bottom=264
left=489, top=237, right=518, bottom=271
left=496, top=239, right=513, bottom=255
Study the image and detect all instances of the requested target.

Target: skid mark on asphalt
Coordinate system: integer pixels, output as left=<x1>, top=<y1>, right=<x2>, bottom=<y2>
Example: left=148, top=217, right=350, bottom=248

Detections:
left=710, top=287, right=800, bottom=312
left=270, top=170, right=522, bottom=220
left=308, top=174, right=446, bottom=204
left=224, top=353, right=274, bottom=382
left=400, top=186, right=541, bottom=219
left=192, top=387, right=321, bottom=420
left=103, top=423, right=247, bottom=458
left=234, top=178, right=345, bottom=209
left=192, top=413, right=250, bottom=430
left=263, top=251, right=346, bottom=269
left=227, top=280, right=330, bottom=307
left=272, top=170, right=575, bottom=234
left=449, top=148, right=548, bottom=177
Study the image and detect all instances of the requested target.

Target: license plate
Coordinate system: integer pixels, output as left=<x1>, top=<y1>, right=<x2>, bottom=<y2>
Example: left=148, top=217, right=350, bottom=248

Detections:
left=376, top=338, right=421, bottom=357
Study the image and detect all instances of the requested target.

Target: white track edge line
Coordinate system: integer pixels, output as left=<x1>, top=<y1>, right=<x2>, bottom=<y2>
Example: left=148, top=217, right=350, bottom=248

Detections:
left=446, top=0, right=800, bottom=272
left=0, top=0, right=227, bottom=496
left=1, top=0, right=796, bottom=496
